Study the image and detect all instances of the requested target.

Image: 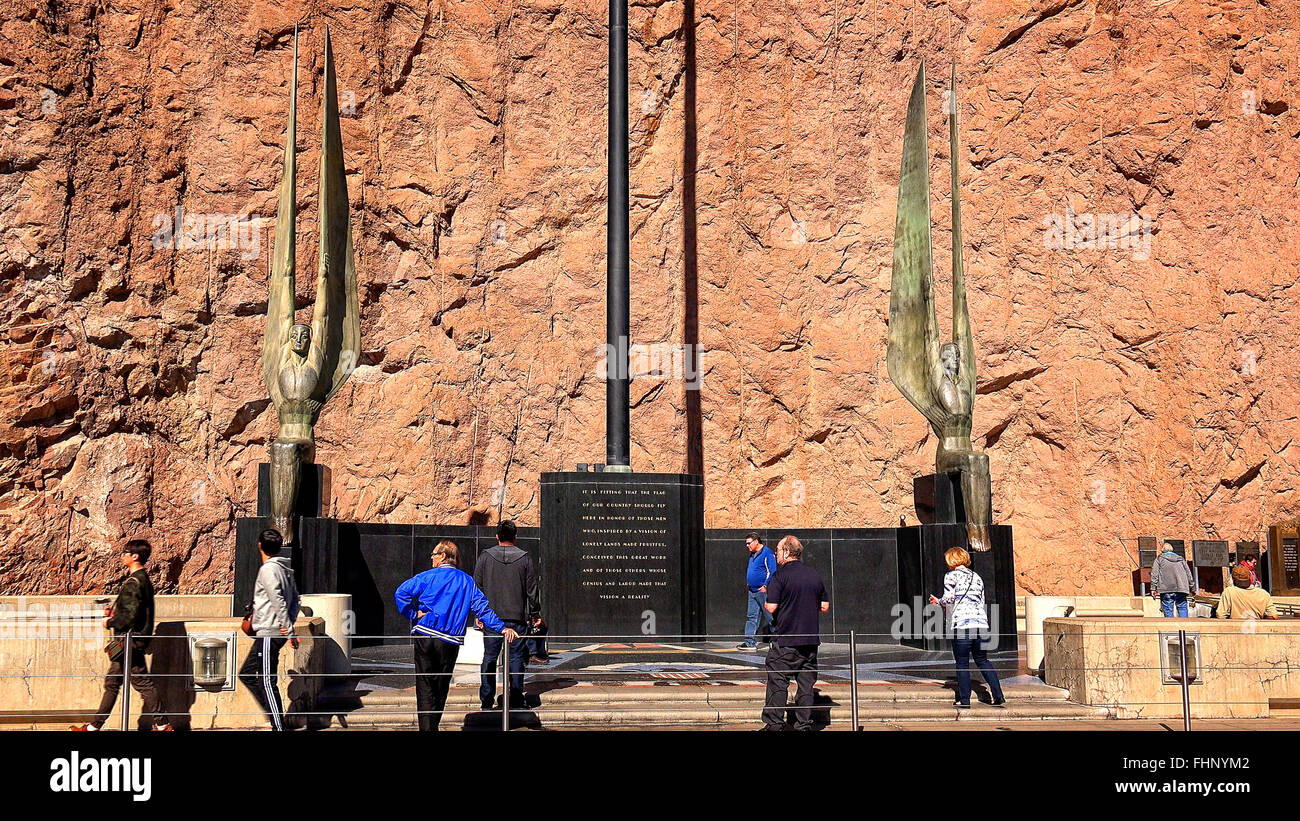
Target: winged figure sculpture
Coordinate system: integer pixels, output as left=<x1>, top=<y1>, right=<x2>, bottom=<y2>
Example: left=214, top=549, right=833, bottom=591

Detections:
left=887, top=62, right=992, bottom=552
left=262, top=27, right=361, bottom=544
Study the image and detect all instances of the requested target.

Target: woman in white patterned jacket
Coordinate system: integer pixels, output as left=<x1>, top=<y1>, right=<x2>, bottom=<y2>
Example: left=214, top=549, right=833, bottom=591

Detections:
left=928, top=547, right=1006, bottom=709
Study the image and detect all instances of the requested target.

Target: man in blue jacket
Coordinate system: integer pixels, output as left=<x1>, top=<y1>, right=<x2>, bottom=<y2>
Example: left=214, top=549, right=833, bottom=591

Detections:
left=739, top=533, right=777, bottom=650
left=395, top=540, right=518, bottom=731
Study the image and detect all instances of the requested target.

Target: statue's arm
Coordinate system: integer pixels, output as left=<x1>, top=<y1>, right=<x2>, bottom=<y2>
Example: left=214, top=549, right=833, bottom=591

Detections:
left=263, top=41, right=299, bottom=409
left=308, top=31, right=361, bottom=406
left=887, top=62, right=946, bottom=431
left=949, top=61, right=977, bottom=403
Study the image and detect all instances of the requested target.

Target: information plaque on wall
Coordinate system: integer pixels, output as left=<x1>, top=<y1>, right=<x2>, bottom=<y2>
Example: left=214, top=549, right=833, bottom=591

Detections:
left=1192, top=540, right=1229, bottom=567
left=1138, top=536, right=1158, bottom=568
left=1267, top=525, right=1300, bottom=595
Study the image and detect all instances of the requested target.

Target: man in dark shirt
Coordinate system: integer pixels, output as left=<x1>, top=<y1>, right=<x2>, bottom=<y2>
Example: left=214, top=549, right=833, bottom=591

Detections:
left=474, top=520, right=541, bottom=710
left=761, top=535, right=829, bottom=731
left=73, top=539, right=170, bottom=731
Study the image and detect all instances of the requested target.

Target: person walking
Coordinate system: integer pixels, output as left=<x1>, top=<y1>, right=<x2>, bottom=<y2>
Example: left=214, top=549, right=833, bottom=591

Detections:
left=929, top=547, right=1005, bottom=709
left=738, top=533, right=776, bottom=650
left=1151, top=542, right=1196, bottom=617
left=73, top=539, right=171, bottom=731
left=760, top=535, right=829, bottom=731
left=396, top=540, right=517, bottom=731
left=237, top=529, right=300, bottom=731
left=473, top=520, right=541, bottom=709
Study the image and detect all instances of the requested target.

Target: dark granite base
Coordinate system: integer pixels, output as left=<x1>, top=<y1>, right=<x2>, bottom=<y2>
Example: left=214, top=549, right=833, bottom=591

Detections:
left=540, top=472, right=704, bottom=638
left=338, top=523, right=538, bottom=645
left=234, top=516, right=339, bottom=615
left=913, top=473, right=967, bottom=525
left=704, top=528, right=902, bottom=642
left=255, top=462, right=330, bottom=517
left=236, top=519, right=539, bottom=641
left=896, top=523, right=1016, bottom=652
left=232, top=475, right=1014, bottom=651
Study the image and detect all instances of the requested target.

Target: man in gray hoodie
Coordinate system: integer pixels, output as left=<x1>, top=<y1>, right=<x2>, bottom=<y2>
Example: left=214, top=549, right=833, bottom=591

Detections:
left=1151, top=542, right=1196, bottom=618
left=237, top=529, right=300, bottom=730
left=473, top=520, right=540, bottom=710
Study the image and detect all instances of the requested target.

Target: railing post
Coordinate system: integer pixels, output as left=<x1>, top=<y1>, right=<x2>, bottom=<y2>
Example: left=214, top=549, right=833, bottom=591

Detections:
left=501, top=635, right=510, bottom=732
left=849, top=630, right=860, bottom=732
left=120, top=631, right=132, bottom=732
left=1178, top=629, right=1191, bottom=732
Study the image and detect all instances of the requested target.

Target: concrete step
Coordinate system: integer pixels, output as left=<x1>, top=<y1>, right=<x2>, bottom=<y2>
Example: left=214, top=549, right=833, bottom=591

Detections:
left=332, top=703, right=1110, bottom=730
left=321, top=682, right=1107, bottom=728
left=334, top=682, right=1073, bottom=707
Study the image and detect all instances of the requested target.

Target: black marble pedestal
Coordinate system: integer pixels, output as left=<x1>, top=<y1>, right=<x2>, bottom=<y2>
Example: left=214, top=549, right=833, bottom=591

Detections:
left=896, top=523, right=1016, bottom=652
left=256, top=463, right=331, bottom=518
left=913, top=472, right=965, bottom=525
left=234, top=516, right=339, bottom=616
left=233, top=463, right=335, bottom=616
left=540, top=471, right=705, bottom=638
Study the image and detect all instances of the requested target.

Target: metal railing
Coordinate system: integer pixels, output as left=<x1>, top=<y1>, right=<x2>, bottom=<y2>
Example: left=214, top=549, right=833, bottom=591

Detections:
left=0, top=622, right=1295, bottom=730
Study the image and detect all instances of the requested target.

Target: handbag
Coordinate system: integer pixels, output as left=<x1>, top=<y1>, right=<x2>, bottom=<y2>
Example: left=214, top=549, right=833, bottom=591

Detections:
left=240, top=601, right=255, bottom=637
left=103, top=636, right=124, bottom=659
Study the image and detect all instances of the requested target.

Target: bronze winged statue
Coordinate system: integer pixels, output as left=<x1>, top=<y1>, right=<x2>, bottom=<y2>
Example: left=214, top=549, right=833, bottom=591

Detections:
left=263, top=26, right=361, bottom=544
left=887, top=62, right=992, bottom=552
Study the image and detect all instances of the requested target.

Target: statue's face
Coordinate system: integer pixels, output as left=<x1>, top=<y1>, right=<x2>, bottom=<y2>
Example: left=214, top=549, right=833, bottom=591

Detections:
left=940, top=345, right=959, bottom=378
left=290, top=324, right=311, bottom=355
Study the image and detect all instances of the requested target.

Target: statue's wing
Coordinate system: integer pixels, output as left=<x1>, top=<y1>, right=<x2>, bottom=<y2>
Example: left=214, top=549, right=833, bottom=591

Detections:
left=308, top=27, right=361, bottom=406
left=949, top=61, right=977, bottom=405
left=886, top=62, right=945, bottom=430
left=262, top=28, right=299, bottom=410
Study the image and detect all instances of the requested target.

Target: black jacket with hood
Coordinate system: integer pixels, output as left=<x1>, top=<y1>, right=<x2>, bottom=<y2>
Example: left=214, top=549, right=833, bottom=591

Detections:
left=473, top=544, right=540, bottom=623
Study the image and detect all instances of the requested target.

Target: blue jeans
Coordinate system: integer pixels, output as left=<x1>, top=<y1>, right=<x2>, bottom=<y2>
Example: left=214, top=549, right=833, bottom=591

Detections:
left=1160, top=592, right=1189, bottom=618
left=480, top=621, right=528, bottom=708
left=952, top=629, right=1004, bottom=706
left=743, top=590, right=771, bottom=646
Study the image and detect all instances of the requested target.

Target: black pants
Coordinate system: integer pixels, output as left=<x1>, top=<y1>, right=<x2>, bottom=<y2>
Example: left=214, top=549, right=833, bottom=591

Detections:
left=763, top=642, right=818, bottom=731
left=94, top=651, right=163, bottom=730
left=238, top=636, right=287, bottom=730
left=414, top=637, right=460, bottom=732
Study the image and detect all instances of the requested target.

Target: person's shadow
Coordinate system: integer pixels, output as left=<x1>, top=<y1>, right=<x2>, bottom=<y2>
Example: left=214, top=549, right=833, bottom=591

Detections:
left=462, top=693, right=545, bottom=731
left=782, top=689, right=836, bottom=731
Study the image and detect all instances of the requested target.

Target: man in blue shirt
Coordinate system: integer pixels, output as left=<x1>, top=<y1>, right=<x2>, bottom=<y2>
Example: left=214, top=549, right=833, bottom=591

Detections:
left=395, top=541, right=517, bottom=731
left=738, top=533, right=777, bottom=650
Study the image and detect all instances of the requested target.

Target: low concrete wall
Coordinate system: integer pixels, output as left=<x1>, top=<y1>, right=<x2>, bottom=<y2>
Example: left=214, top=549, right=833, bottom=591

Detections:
left=0, top=608, right=326, bottom=729
left=1024, top=596, right=1151, bottom=671
left=0, top=595, right=233, bottom=620
left=1043, top=616, right=1300, bottom=719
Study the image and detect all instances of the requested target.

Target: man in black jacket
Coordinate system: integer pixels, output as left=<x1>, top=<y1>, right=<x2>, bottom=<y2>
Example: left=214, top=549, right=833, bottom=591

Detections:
left=761, top=535, right=829, bottom=732
left=474, top=520, right=540, bottom=710
left=73, top=539, right=171, bottom=731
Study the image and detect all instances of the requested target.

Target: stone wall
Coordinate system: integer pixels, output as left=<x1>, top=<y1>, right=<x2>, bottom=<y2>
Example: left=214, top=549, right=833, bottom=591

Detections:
left=0, top=597, right=327, bottom=729
left=1044, top=616, right=1300, bottom=719
left=1, top=0, right=1297, bottom=597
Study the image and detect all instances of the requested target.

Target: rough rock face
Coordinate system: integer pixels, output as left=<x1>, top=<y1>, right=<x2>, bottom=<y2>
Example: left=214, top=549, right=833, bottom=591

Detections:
left=0, top=0, right=1297, bottom=597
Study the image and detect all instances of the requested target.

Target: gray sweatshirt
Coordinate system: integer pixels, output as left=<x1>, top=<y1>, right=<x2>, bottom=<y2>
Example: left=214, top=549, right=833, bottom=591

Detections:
left=1151, top=552, right=1195, bottom=595
left=252, top=556, right=300, bottom=637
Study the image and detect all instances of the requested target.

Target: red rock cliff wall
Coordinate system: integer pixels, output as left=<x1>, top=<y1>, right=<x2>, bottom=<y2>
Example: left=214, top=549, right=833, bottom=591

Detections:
left=1, top=0, right=1297, bottom=595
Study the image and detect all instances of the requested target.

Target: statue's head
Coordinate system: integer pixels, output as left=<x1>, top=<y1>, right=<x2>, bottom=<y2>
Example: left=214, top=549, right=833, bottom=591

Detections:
left=940, top=343, right=960, bottom=378
left=290, top=323, right=311, bottom=356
